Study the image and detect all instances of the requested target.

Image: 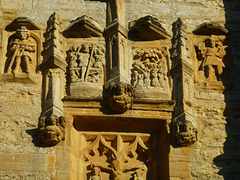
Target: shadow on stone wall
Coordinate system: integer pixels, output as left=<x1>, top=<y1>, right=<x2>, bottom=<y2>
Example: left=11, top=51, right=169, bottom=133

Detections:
left=214, top=1, right=240, bottom=178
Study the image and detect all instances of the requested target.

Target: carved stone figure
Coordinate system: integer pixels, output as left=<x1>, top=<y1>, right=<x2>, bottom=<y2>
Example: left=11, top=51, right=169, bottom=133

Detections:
left=89, top=167, right=102, bottom=180
left=133, top=167, right=147, bottom=180
left=107, top=82, right=134, bottom=113
left=132, top=48, right=169, bottom=89
left=175, top=120, right=197, bottom=147
left=38, top=115, right=66, bottom=146
left=67, top=43, right=105, bottom=84
left=197, top=35, right=227, bottom=82
left=7, top=26, right=36, bottom=74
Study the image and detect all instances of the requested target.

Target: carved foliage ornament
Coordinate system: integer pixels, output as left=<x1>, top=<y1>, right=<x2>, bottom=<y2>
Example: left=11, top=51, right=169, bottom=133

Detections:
left=196, top=35, right=227, bottom=82
left=175, top=120, right=197, bottom=147
left=80, top=135, right=151, bottom=180
left=107, top=82, right=134, bottom=113
left=38, top=115, right=66, bottom=146
left=5, top=26, right=36, bottom=74
left=132, top=48, right=169, bottom=89
left=67, top=43, right=105, bottom=84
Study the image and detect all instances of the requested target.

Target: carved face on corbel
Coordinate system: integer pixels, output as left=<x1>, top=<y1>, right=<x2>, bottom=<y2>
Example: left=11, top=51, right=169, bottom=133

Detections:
left=107, top=82, right=134, bottom=113
left=38, top=115, right=66, bottom=146
left=175, top=120, right=197, bottom=146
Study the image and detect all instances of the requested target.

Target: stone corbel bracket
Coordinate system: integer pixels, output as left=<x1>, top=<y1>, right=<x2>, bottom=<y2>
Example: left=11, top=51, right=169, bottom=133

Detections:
left=173, top=118, right=197, bottom=147
left=106, top=82, right=134, bottom=113
left=62, top=15, right=103, bottom=38
left=38, top=115, right=66, bottom=146
left=128, top=15, right=171, bottom=41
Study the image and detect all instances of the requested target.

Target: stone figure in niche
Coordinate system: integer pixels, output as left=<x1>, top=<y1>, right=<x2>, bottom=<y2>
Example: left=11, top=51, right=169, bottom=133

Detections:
left=107, top=82, right=134, bottom=113
left=67, top=43, right=105, bottom=84
left=175, top=120, right=197, bottom=147
left=38, top=115, right=66, bottom=146
left=6, top=26, right=36, bottom=74
left=89, top=166, right=102, bottom=180
left=197, top=35, right=227, bottom=82
left=132, top=48, right=169, bottom=88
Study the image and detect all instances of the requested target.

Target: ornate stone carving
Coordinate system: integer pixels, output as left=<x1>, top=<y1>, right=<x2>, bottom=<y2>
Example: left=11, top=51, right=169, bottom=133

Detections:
left=175, top=120, right=197, bottom=147
left=38, top=115, right=66, bottom=146
left=5, top=26, right=36, bottom=74
left=107, top=82, right=134, bottom=113
left=132, top=48, right=169, bottom=89
left=196, top=35, right=227, bottom=82
left=80, top=134, right=152, bottom=179
left=67, top=43, right=105, bottom=84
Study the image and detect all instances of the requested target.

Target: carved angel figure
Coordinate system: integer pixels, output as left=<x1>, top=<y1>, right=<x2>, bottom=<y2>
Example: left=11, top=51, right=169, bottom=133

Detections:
left=107, top=82, right=134, bottom=113
left=198, top=35, right=227, bottom=81
left=7, top=26, right=36, bottom=74
left=132, top=48, right=169, bottom=88
left=38, top=115, right=66, bottom=146
left=67, top=43, right=105, bottom=84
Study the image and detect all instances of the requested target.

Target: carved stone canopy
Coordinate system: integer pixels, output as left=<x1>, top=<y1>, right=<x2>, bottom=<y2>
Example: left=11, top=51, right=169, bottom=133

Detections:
left=62, top=15, right=103, bottom=38
left=128, top=15, right=170, bottom=41
left=193, top=22, right=228, bottom=35
left=5, top=17, right=42, bottom=31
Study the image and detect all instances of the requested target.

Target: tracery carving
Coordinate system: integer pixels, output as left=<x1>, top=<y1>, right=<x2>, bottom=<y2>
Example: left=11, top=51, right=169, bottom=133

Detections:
left=38, top=115, right=66, bottom=146
left=196, top=35, right=227, bottom=82
left=107, top=82, right=134, bottom=113
left=175, top=120, right=197, bottom=147
left=5, top=26, right=37, bottom=74
left=132, top=48, right=169, bottom=89
left=67, top=43, right=105, bottom=84
left=80, top=134, right=152, bottom=180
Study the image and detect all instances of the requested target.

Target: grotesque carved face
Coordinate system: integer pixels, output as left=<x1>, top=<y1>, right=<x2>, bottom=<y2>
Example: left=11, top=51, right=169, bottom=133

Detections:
left=116, top=84, right=125, bottom=95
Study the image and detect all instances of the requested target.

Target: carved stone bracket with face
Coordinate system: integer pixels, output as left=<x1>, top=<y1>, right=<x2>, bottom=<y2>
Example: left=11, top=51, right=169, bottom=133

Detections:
left=175, top=120, right=197, bottom=147
left=38, top=115, right=66, bottom=146
left=106, top=82, right=134, bottom=113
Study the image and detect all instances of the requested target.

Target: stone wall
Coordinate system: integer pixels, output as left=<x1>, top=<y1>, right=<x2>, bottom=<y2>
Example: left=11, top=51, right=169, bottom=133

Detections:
left=0, top=0, right=240, bottom=179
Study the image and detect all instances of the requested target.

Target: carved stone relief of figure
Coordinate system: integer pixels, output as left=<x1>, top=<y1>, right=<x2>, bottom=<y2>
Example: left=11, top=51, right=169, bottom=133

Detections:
left=132, top=47, right=169, bottom=89
left=38, top=115, right=66, bottom=146
left=107, top=82, right=134, bottom=113
left=175, top=120, right=197, bottom=147
left=5, top=26, right=36, bottom=74
left=67, top=43, right=105, bottom=84
left=197, top=35, right=227, bottom=82
left=80, top=134, right=152, bottom=179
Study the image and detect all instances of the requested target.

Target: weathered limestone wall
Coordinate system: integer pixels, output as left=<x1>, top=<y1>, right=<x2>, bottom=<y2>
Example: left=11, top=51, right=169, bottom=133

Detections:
left=0, top=0, right=239, bottom=179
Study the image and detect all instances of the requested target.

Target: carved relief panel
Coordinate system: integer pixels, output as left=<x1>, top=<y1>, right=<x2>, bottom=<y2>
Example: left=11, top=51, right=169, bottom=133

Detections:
left=73, top=132, right=157, bottom=180
left=131, top=47, right=171, bottom=99
left=192, top=23, right=228, bottom=87
left=195, top=35, right=227, bottom=83
left=67, top=43, right=105, bottom=85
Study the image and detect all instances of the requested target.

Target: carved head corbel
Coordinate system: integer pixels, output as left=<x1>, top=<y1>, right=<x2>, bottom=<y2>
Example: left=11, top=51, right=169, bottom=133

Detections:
left=175, top=120, right=197, bottom=147
left=38, top=115, right=66, bottom=146
left=107, top=82, right=134, bottom=113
